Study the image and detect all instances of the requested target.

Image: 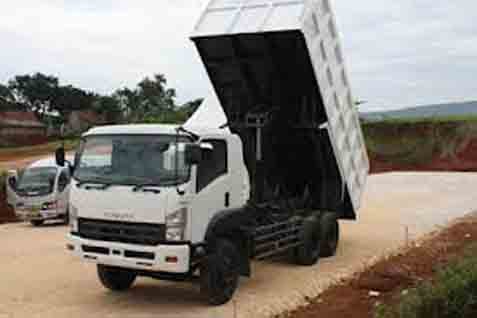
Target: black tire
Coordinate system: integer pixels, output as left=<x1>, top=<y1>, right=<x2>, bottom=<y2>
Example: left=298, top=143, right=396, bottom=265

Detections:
left=319, top=212, right=340, bottom=257
left=63, top=209, right=70, bottom=225
left=200, top=239, right=240, bottom=306
left=30, top=220, right=44, bottom=226
left=295, top=216, right=321, bottom=266
left=97, top=265, right=137, bottom=291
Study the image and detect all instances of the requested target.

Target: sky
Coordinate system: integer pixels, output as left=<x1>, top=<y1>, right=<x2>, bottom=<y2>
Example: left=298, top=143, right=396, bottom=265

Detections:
left=0, top=0, right=476, bottom=112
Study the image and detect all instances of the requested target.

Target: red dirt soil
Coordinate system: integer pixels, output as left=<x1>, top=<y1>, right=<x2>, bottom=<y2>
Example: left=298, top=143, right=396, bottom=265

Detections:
left=285, top=214, right=477, bottom=318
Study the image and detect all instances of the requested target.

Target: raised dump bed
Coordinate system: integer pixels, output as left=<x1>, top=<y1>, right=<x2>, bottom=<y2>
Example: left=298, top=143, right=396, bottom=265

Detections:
left=191, top=0, right=369, bottom=219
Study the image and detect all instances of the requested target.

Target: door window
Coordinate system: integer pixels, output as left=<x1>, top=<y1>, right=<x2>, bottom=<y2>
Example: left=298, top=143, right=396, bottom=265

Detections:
left=197, top=140, right=227, bottom=192
left=57, top=170, right=70, bottom=193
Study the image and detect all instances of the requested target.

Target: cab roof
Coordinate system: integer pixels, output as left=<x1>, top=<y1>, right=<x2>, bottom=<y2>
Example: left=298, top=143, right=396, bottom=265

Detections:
left=83, top=124, right=229, bottom=138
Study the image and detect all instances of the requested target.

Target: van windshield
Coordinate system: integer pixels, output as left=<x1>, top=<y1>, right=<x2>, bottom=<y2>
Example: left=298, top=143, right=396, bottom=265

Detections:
left=74, top=135, right=191, bottom=187
left=17, top=167, right=57, bottom=195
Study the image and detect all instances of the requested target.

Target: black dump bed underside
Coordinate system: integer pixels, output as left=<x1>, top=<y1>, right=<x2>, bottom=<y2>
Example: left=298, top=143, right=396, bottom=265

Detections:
left=193, top=31, right=354, bottom=219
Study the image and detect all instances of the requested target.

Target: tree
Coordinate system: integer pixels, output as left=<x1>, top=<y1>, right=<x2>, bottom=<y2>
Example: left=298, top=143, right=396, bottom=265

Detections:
left=93, top=95, right=122, bottom=122
left=8, top=73, right=59, bottom=119
left=181, top=98, right=204, bottom=117
left=137, top=74, right=176, bottom=115
left=0, top=84, right=15, bottom=110
left=54, top=85, right=96, bottom=119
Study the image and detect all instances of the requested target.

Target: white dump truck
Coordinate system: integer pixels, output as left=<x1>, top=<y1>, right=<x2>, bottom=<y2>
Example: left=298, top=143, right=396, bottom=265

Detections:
left=57, top=0, right=369, bottom=305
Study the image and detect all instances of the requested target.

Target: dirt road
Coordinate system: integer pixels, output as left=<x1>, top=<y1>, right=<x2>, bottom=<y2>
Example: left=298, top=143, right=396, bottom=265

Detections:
left=1, top=172, right=476, bottom=318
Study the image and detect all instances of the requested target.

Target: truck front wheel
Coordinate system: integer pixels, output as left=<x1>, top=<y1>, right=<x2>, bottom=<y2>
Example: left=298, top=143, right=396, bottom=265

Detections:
left=319, top=212, right=340, bottom=257
left=200, top=239, right=240, bottom=305
left=97, top=265, right=137, bottom=291
left=30, top=220, right=44, bottom=226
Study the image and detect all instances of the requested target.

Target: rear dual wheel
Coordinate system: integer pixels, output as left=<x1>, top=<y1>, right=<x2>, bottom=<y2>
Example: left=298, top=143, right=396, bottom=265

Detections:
left=295, top=216, right=321, bottom=265
left=294, top=212, right=340, bottom=265
left=320, top=212, right=340, bottom=257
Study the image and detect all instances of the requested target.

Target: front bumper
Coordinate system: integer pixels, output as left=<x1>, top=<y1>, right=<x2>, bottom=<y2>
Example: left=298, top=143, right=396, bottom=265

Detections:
left=16, top=209, right=64, bottom=221
left=67, top=234, right=190, bottom=274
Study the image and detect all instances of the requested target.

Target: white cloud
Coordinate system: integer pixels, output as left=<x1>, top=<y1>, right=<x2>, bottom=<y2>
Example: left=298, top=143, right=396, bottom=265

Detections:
left=1, top=0, right=476, bottom=110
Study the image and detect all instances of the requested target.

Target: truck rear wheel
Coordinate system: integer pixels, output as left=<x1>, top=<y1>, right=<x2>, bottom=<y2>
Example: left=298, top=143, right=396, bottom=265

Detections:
left=200, top=239, right=240, bottom=305
left=97, top=265, right=137, bottom=291
left=294, top=216, right=321, bottom=266
left=319, top=212, right=340, bottom=257
left=30, top=220, right=44, bottom=226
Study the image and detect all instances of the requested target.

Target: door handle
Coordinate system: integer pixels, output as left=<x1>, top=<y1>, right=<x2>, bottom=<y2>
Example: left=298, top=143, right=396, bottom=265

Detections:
left=225, top=192, right=230, bottom=207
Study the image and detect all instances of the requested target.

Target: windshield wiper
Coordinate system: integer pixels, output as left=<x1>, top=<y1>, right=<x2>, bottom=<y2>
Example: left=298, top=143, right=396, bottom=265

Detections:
left=77, top=178, right=112, bottom=190
left=132, top=183, right=161, bottom=194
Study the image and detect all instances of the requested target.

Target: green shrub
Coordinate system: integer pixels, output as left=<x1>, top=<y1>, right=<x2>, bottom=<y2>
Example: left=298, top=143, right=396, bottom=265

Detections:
left=376, top=245, right=477, bottom=318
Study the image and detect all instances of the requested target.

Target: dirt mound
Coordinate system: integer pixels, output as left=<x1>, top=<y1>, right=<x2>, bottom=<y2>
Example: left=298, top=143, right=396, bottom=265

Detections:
left=286, top=214, right=477, bottom=318
left=364, top=121, right=477, bottom=173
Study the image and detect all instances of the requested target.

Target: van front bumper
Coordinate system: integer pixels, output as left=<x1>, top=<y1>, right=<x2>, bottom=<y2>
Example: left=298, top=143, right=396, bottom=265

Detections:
left=16, top=209, right=64, bottom=221
left=67, top=234, right=190, bottom=274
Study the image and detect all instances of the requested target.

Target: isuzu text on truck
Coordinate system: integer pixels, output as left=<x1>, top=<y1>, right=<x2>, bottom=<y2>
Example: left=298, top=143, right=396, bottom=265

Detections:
left=57, top=0, right=369, bottom=305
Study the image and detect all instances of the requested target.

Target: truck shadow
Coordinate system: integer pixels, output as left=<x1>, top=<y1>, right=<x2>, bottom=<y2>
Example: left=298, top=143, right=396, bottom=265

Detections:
left=103, top=280, right=206, bottom=307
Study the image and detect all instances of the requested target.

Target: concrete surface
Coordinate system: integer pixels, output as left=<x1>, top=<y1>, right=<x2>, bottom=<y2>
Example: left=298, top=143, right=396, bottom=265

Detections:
left=1, top=172, right=476, bottom=318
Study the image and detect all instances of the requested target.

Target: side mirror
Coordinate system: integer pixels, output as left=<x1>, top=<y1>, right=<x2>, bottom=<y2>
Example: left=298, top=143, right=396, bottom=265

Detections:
left=7, top=170, right=18, bottom=190
left=56, top=147, right=66, bottom=167
left=185, top=144, right=202, bottom=165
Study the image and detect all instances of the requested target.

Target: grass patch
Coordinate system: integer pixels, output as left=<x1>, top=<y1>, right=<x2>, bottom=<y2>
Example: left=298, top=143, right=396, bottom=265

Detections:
left=375, top=243, right=477, bottom=318
left=363, top=114, right=477, bottom=125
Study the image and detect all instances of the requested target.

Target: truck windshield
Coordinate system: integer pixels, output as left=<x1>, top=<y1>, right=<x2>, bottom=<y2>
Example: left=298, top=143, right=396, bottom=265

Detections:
left=74, top=135, right=191, bottom=187
left=17, top=167, right=57, bottom=195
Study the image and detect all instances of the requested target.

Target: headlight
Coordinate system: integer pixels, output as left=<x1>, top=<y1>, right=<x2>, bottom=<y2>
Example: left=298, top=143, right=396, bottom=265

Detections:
left=42, top=201, right=57, bottom=210
left=69, top=204, right=79, bottom=232
left=165, top=208, right=187, bottom=241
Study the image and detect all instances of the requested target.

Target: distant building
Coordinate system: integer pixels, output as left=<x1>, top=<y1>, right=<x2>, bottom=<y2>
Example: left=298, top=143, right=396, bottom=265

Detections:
left=0, top=111, right=47, bottom=147
left=65, top=110, right=107, bottom=135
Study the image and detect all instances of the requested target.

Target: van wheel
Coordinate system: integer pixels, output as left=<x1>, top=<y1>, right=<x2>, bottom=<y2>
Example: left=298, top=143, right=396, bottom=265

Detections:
left=200, top=239, right=240, bottom=305
left=30, top=220, right=44, bottom=226
left=97, top=265, right=137, bottom=291
left=295, top=216, right=321, bottom=266
left=320, top=212, right=340, bottom=257
left=63, top=209, right=70, bottom=225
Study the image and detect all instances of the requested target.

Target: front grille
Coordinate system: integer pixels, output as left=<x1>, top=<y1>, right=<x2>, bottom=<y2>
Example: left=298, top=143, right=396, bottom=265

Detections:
left=82, top=245, right=109, bottom=255
left=78, top=218, right=165, bottom=246
left=124, top=250, right=155, bottom=260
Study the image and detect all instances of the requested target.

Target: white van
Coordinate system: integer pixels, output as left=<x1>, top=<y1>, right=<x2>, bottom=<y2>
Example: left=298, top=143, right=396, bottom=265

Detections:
left=6, top=158, right=72, bottom=226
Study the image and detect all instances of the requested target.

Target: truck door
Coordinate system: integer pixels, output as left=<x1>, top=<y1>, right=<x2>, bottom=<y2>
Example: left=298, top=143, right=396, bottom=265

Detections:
left=190, top=139, right=231, bottom=243
left=56, top=168, right=71, bottom=214
left=5, top=170, right=18, bottom=207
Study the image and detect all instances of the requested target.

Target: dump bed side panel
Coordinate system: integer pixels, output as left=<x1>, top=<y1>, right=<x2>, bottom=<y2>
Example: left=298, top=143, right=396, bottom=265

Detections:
left=192, top=0, right=369, bottom=214
left=300, top=0, right=370, bottom=210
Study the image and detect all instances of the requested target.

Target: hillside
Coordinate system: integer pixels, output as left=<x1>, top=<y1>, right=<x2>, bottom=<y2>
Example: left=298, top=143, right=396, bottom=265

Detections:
left=361, top=101, right=477, bottom=122
left=364, top=120, right=477, bottom=173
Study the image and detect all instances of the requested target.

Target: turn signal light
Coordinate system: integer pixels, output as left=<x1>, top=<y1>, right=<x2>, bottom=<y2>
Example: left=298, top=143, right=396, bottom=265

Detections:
left=165, top=256, right=178, bottom=263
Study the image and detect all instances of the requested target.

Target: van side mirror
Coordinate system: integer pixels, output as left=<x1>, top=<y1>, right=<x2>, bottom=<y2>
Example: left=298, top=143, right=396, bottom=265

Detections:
left=7, top=170, right=18, bottom=190
left=56, top=147, right=66, bottom=167
left=185, top=144, right=202, bottom=165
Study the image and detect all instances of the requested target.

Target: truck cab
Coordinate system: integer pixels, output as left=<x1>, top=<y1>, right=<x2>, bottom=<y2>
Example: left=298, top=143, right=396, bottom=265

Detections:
left=65, top=124, right=249, bottom=277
